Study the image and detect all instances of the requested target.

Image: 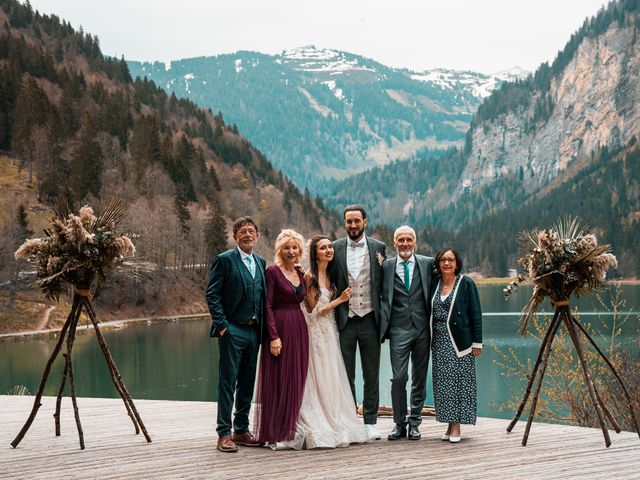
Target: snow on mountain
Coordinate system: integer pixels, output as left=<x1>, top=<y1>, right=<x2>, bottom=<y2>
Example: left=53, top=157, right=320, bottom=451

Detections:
left=410, top=66, right=530, bottom=99
left=281, top=45, right=375, bottom=74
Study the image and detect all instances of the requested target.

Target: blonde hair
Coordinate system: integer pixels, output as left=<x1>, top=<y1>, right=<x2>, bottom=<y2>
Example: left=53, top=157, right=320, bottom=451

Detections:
left=274, top=229, right=305, bottom=267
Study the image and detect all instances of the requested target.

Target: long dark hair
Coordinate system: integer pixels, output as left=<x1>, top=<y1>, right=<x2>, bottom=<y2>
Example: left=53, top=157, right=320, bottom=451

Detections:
left=308, top=235, right=337, bottom=300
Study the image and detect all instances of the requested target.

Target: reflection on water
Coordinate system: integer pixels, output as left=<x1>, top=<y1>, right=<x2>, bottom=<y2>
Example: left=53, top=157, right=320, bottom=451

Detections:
left=1, top=284, right=638, bottom=420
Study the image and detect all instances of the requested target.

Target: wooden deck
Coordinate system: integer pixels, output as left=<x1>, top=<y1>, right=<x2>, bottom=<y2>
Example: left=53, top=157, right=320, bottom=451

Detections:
left=0, top=396, right=638, bottom=479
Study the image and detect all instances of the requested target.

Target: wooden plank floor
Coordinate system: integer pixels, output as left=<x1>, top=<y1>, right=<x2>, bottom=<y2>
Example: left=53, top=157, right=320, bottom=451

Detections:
left=0, top=396, right=638, bottom=479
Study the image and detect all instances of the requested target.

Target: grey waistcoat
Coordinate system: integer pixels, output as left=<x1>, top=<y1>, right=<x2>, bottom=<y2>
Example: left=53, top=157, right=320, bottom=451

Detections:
left=391, top=266, right=428, bottom=330
left=347, top=248, right=373, bottom=318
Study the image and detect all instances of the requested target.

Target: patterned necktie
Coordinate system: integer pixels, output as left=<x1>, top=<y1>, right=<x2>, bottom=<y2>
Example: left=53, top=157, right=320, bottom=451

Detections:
left=403, top=260, right=410, bottom=291
left=246, top=255, right=255, bottom=278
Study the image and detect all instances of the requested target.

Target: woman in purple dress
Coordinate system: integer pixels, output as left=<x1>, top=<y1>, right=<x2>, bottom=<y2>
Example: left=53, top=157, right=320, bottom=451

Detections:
left=254, top=229, right=309, bottom=445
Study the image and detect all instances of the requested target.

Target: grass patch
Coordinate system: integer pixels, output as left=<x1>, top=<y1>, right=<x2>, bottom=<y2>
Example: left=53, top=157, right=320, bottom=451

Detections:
left=474, top=277, right=513, bottom=285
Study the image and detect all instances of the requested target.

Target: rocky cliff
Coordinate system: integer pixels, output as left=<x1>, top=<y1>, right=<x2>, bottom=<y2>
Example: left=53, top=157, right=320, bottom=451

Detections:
left=460, top=15, right=639, bottom=199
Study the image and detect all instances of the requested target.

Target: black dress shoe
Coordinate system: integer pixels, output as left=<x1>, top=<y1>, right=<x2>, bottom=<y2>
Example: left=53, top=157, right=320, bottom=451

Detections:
left=408, top=425, right=421, bottom=440
left=387, top=424, right=407, bottom=440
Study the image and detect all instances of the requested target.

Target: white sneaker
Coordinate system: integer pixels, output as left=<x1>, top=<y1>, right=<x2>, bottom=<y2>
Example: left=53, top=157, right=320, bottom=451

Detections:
left=366, top=424, right=381, bottom=440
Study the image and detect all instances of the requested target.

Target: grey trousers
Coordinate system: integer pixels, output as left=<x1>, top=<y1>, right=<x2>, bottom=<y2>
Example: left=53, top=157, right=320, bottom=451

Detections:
left=339, top=311, right=380, bottom=424
left=389, top=324, right=430, bottom=427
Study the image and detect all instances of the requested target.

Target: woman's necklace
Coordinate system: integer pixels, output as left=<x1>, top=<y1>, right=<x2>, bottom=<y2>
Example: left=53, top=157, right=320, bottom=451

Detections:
left=441, top=277, right=455, bottom=295
left=281, top=265, right=299, bottom=285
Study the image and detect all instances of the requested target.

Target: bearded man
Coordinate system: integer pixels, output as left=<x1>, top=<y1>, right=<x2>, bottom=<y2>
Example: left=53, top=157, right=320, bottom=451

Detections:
left=332, top=205, right=386, bottom=440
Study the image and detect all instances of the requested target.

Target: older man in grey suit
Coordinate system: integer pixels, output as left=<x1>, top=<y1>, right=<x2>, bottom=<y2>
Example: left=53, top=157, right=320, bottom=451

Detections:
left=380, top=225, right=433, bottom=441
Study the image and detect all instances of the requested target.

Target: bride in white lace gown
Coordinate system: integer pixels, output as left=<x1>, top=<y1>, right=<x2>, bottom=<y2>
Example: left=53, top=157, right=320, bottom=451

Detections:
left=277, top=236, right=369, bottom=450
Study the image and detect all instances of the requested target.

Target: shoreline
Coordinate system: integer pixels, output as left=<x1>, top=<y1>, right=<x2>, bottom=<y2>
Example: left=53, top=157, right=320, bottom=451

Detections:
left=0, top=313, right=210, bottom=342
left=473, top=276, right=640, bottom=285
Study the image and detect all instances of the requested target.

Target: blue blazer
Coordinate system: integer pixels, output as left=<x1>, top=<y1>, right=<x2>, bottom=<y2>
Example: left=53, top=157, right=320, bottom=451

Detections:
left=205, top=248, right=267, bottom=338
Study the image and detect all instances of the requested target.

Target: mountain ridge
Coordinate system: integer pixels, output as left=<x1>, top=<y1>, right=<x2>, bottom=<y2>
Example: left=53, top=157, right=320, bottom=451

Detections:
left=128, top=46, right=527, bottom=191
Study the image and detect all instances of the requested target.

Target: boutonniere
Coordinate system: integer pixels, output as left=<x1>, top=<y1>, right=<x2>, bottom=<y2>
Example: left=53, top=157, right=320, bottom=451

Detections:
left=376, top=252, right=385, bottom=266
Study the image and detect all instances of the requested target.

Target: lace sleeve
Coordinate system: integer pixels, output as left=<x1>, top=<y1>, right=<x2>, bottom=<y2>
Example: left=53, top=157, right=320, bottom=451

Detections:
left=303, top=293, right=331, bottom=325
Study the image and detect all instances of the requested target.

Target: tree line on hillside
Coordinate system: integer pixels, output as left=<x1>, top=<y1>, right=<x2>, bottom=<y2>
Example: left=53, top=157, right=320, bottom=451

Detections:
left=419, top=140, right=640, bottom=276
left=0, top=0, right=334, bottom=313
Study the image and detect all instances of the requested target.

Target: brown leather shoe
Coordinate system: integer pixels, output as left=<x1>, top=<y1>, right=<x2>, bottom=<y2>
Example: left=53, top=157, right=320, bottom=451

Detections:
left=231, top=432, right=261, bottom=447
left=217, top=434, right=239, bottom=453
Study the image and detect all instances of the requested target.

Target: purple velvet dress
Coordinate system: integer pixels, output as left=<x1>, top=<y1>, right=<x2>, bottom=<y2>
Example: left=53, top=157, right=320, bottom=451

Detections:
left=255, top=264, right=309, bottom=444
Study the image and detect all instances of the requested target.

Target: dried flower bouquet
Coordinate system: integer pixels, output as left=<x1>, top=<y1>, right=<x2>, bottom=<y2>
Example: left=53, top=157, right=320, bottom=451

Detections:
left=504, top=217, right=638, bottom=447
left=11, top=200, right=151, bottom=450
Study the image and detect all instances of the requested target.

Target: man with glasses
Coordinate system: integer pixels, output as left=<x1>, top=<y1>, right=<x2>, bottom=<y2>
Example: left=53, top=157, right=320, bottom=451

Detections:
left=379, top=226, right=434, bottom=441
left=206, top=217, right=266, bottom=452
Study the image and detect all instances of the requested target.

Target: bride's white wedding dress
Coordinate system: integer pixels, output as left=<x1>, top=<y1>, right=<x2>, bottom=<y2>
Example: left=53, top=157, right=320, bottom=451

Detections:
left=278, top=288, right=369, bottom=450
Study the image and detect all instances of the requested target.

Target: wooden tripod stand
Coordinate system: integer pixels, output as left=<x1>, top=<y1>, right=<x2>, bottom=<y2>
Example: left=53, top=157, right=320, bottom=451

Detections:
left=10, top=289, right=152, bottom=450
left=506, top=302, right=640, bottom=447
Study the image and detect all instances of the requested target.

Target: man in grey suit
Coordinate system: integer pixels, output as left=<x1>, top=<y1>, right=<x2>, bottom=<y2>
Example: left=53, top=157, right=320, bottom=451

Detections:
left=380, top=225, right=433, bottom=441
left=206, top=217, right=266, bottom=453
left=333, top=205, right=386, bottom=440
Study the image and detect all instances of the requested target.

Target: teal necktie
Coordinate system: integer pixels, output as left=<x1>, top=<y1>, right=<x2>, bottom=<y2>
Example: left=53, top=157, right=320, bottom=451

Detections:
left=246, top=255, right=255, bottom=278
left=403, top=260, right=410, bottom=291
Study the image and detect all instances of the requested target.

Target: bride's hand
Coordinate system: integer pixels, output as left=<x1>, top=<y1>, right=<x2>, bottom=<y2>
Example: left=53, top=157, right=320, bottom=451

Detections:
left=338, top=287, right=352, bottom=304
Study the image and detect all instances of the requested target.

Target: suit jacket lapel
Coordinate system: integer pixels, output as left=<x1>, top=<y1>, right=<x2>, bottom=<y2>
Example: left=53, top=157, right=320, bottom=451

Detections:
left=335, top=238, right=348, bottom=283
left=232, top=249, right=250, bottom=290
left=366, top=237, right=377, bottom=284
left=255, top=255, right=266, bottom=288
left=416, top=256, right=430, bottom=304
left=386, top=255, right=396, bottom=305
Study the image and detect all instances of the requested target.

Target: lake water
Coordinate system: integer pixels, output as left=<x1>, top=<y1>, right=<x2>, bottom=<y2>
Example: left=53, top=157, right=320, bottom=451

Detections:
left=1, top=284, right=638, bottom=420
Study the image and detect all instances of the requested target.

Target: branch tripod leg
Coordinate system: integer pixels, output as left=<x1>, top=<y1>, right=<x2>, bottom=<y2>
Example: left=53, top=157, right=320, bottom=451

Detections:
left=521, top=313, right=562, bottom=446
left=563, top=309, right=611, bottom=447
left=54, top=302, right=84, bottom=436
left=573, top=316, right=640, bottom=439
left=507, top=310, right=562, bottom=433
left=54, top=355, right=69, bottom=436
left=592, top=382, right=621, bottom=433
left=66, top=304, right=85, bottom=450
left=10, top=299, right=79, bottom=448
left=83, top=298, right=151, bottom=443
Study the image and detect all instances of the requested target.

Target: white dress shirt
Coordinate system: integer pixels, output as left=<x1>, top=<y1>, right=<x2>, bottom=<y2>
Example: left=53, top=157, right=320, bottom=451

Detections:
left=346, top=236, right=368, bottom=279
left=395, top=254, right=415, bottom=290
left=237, top=247, right=255, bottom=278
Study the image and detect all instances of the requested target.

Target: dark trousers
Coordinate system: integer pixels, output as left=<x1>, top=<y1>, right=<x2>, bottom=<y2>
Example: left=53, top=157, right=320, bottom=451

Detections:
left=216, top=322, right=260, bottom=436
left=389, top=324, right=430, bottom=427
left=339, top=311, right=380, bottom=424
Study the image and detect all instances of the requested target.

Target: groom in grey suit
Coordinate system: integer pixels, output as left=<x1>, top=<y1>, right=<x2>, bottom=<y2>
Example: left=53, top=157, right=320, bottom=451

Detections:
left=380, top=225, right=433, bottom=441
left=333, top=205, right=386, bottom=440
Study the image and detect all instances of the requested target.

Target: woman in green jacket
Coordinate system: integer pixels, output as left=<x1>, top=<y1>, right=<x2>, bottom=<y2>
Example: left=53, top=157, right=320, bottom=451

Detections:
left=430, top=247, right=483, bottom=443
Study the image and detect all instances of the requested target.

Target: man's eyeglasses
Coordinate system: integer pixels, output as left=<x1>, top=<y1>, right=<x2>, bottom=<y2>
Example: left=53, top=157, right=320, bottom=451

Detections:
left=237, top=229, right=257, bottom=236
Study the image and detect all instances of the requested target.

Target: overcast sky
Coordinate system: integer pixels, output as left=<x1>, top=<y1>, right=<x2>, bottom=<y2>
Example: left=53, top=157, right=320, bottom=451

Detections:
left=26, top=0, right=608, bottom=74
